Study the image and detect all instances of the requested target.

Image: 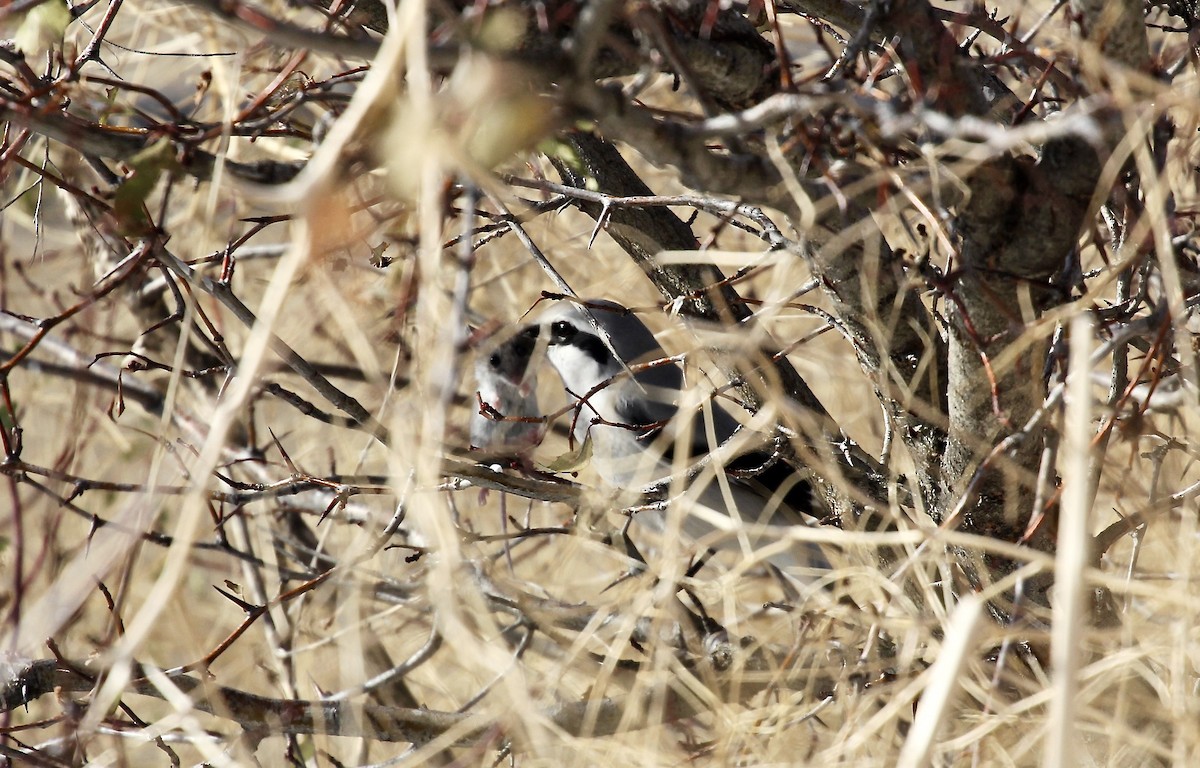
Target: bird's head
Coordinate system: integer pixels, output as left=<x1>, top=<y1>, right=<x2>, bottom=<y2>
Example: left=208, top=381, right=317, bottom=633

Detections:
left=534, top=299, right=683, bottom=396
left=476, top=327, right=540, bottom=396
left=523, top=299, right=684, bottom=439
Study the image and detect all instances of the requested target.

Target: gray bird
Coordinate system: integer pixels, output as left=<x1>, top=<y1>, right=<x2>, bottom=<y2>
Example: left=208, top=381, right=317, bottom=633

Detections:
left=470, top=329, right=543, bottom=456
left=522, top=298, right=829, bottom=579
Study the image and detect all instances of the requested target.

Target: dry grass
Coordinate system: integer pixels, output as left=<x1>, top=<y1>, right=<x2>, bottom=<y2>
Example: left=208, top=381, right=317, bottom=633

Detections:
left=2, top=0, right=1200, bottom=766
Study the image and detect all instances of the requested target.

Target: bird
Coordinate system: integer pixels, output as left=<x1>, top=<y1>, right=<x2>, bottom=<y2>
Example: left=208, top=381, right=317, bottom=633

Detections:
left=470, top=328, right=544, bottom=457
left=469, top=327, right=550, bottom=573
left=519, top=297, right=830, bottom=580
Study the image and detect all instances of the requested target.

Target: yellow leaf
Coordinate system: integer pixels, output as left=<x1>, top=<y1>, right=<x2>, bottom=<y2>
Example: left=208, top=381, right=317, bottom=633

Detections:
left=539, top=435, right=592, bottom=473
left=14, top=1, right=71, bottom=57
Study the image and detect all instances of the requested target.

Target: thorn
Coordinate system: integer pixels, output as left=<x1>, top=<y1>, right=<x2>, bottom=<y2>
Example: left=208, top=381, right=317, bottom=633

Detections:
left=213, top=584, right=260, bottom=613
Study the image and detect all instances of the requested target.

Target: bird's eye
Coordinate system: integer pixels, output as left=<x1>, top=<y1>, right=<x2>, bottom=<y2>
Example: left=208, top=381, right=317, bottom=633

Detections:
left=550, top=320, right=577, bottom=343
left=488, top=352, right=502, bottom=368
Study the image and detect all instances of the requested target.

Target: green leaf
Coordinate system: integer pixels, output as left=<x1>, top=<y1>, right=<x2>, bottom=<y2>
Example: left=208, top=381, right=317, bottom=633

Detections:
left=112, top=139, right=179, bottom=235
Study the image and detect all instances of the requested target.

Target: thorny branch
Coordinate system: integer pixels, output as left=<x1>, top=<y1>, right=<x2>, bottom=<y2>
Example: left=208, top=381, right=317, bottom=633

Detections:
left=2, top=0, right=1199, bottom=762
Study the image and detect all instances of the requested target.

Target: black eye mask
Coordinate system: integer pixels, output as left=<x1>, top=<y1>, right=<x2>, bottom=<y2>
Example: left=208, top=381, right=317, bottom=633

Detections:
left=549, top=321, right=611, bottom=367
left=486, top=330, right=539, bottom=383
left=549, top=320, right=576, bottom=343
